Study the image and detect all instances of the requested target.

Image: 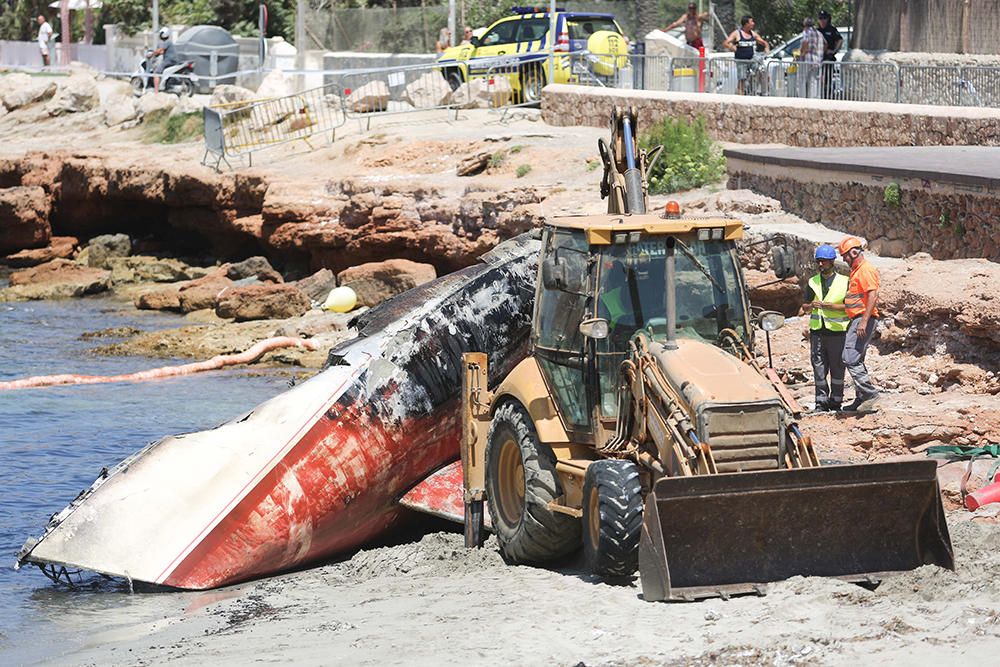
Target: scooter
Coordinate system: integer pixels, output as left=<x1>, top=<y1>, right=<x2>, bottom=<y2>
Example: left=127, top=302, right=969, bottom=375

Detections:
left=129, top=50, right=197, bottom=97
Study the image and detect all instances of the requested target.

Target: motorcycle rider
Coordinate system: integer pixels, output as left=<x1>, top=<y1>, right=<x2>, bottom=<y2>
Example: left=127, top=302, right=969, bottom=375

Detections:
left=151, top=27, right=179, bottom=93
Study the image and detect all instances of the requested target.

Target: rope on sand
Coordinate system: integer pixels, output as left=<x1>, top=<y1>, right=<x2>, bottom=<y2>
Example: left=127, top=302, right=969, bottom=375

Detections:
left=0, top=337, right=321, bottom=391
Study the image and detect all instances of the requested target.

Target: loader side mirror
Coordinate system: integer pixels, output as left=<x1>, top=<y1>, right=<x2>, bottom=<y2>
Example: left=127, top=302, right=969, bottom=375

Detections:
left=759, top=311, right=785, bottom=332
left=579, top=318, right=609, bottom=339
left=771, top=245, right=796, bottom=279
left=541, top=255, right=582, bottom=292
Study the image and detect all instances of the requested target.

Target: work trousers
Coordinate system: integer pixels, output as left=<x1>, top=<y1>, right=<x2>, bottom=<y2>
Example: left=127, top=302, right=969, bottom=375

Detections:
left=810, top=331, right=846, bottom=406
left=843, top=316, right=879, bottom=401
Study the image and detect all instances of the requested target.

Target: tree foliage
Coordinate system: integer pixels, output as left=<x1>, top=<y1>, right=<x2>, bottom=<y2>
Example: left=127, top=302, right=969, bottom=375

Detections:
left=743, top=0, right=851, bottom=46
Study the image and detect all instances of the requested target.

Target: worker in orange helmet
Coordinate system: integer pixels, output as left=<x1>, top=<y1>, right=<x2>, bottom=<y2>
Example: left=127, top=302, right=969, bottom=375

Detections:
left=838, top=236, right=880, bottom=413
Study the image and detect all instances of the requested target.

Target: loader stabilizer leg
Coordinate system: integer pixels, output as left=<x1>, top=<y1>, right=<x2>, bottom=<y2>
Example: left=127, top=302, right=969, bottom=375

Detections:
left=464, top=494, right=485, bottom=548
left=461, top=352, right=491, bottom=549
left=638, top=460, right=954, bottom=602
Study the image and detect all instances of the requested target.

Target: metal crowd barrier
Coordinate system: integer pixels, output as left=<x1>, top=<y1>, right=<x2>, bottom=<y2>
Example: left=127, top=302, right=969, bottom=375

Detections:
left=197, top=54, right=1000, bottom=169
left=554, top=52, right=1000, bottom=109
left=202, top=81, right=347, bottom=170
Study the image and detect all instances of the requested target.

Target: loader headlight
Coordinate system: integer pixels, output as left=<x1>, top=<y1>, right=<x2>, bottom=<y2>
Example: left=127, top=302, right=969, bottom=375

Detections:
left=579, top=318, right=609, bottom=340
left=759, top=311, right=786, bottom=332
left=697, top=227, right=726, bottom=241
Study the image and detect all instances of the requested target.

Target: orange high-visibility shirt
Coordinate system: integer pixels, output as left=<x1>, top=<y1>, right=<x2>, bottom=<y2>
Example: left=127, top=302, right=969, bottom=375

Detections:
left=845, top=258, right=880, bottom=319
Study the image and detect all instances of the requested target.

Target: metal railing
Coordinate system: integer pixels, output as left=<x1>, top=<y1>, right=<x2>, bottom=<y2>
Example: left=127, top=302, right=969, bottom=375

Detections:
left=193, top=52, right=1000, bottom=169
left=202, top=82, right=347, bottom=170
left=565, top=52, right=1000, bottom=108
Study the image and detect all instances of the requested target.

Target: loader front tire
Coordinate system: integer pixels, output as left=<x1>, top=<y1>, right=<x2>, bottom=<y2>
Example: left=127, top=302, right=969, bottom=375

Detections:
left=583, top=459, right=643, bottom=577
left=486, top=401, right=580, bottom=563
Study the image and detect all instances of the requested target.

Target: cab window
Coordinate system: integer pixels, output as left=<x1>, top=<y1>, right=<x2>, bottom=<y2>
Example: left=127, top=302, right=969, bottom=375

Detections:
left=517, top=18, right=549, bottom=43
left=534, top=227, right=591, bottom=430
left=567, top=17, right=620, bottom=39
left=480, top=20, right=518, bottom=46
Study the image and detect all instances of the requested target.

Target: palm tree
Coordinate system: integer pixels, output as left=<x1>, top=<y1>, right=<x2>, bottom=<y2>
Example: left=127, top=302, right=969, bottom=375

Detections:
left=714, top=0, right=735, bottom=42
left=633, top=0, right=659, bottom=41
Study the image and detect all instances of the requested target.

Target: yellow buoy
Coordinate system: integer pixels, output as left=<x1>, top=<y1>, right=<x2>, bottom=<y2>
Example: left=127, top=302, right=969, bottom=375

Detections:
left=323, top=286, right=358, bottom=313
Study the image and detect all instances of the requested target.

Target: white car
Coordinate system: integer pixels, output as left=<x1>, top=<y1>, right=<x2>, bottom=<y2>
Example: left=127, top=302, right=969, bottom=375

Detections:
left=769, top=26, right=852, bottom=62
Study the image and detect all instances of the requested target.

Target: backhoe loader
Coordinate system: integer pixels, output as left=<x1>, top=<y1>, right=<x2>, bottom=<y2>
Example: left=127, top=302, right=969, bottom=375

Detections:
left=458, top=107, right=953, bottom=601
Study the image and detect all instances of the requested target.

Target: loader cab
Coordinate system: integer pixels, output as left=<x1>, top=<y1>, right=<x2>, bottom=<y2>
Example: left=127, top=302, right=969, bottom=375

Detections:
left=533, top=216, right=749, bottom=434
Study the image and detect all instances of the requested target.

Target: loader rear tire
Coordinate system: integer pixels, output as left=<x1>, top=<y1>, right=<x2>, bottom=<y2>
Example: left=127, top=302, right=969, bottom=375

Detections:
left=583, top=459, right=643, bottom=577
left=486, top=401, right=580, bottom=563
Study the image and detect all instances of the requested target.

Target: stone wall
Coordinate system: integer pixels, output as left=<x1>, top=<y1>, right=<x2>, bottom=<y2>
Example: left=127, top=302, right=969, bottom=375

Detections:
left=541, top=85, right=1000, bottom=148
left=726, top=158, right=1000, bottom=262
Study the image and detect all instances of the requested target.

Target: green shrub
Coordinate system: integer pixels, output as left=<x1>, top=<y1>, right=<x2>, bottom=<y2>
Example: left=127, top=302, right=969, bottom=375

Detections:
left=488, top=151, right=506, bottom=169
left=639, top=116, right=725, bottom=195
left=883, top=182, right=901, bottom=208
left=516, top=164, right=531, bottom=178
left=141, top=109, right=204, bottom=144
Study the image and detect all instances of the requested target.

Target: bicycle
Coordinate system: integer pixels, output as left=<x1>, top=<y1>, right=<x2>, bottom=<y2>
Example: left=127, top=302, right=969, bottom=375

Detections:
left=736, top=54, right=769, bottom=96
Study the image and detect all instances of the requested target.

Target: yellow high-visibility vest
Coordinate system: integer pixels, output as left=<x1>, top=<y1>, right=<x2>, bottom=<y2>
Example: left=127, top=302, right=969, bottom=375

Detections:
left=808, top=273, right=849, bottom=332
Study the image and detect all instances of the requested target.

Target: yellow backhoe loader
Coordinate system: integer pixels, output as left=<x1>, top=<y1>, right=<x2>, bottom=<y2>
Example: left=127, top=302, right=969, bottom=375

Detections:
left=458, top=107, right=953, bottom=601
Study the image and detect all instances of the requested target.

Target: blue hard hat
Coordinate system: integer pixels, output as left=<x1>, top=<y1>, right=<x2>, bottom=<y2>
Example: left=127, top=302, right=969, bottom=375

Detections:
left=815, top=244, right=837, bottom=260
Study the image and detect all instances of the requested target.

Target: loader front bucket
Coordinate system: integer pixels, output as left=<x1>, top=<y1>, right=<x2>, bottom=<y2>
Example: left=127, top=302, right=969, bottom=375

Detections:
left=638, top=460, right=953, bottom=602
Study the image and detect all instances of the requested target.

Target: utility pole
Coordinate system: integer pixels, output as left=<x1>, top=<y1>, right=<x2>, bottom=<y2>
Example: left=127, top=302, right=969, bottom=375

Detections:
left=548, top=0, right=555, bottom=89
left=448, top=0, right=456, bottom=46
left=296, top=0, right=305, bottom=68
left=59, top=0, right=69, bottom=65
left=152, top=0, right=159, bottom=38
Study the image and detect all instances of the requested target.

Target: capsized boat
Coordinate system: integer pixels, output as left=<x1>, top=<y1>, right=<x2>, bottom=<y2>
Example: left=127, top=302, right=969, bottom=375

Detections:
left=16, top=233, right=539, bottom=589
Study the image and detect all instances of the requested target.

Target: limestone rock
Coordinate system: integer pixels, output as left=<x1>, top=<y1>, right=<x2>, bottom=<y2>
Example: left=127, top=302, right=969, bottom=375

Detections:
left=294, top=268, right=338, bottom=302
left=273, top=308, right=354, bottom=338
left=6, top=258, right=110, bottom=298
left=102, top=85, right=139, bottom=126
left=107, top=256, right=198, bottom=284
left=171, top=95, right=204, bottom=115
left=210, top=85, right=256, bottom=107
left=0, top=185, right=51, bottom=254
left=746, top=268, right=802, bottom=316
left=4, top=236, right=78, bottom=267
left=403, top=72, right=451, bottom=108
left=451, top=77, right=512, bottom=109
left=46, top=75, right=100, bottom=116
left=135, top=288, right=181, bottom=311
left=215, top=283, right=311, bottom=321
left=255, top=70, right=292, bottom=99
left=177, top=273, right=235, bottom=312
left=347, top=81, right=390, bottom=113
left=226, top=256, right=283, bottom=283
left=0, top=73, right=57, bottom=110
left=83, top=233, right=132, bottom=268
left=137, top=92, right=178, bottom=118
left=337, top=258, right=437, bottom=307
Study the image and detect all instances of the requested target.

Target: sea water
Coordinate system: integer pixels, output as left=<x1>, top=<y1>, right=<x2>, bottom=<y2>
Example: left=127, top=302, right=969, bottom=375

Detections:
left=0, top=296, right=290, bottom=663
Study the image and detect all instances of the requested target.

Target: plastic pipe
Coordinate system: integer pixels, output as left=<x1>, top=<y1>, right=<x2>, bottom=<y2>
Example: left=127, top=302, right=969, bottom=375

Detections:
left=965, top=479, right=1000, bottom=511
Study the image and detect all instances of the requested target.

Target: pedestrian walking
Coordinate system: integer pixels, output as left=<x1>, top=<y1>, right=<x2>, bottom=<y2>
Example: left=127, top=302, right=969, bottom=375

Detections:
left=800, top=244, right=849, bottom=411
left=797, top=18, right=824, bottom=98
left=37, top=15, right=53, bottom=68
left=817, top=9, right=843, bottom=98
left=664, top=3, right=710, bottom=50
left=723, top=15, right=770, bottom=95
left=839, top=236, right=881, bottom=413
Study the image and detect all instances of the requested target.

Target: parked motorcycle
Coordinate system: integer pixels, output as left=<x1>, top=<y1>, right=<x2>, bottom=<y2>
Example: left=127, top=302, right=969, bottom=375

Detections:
left=129, top=50, right=196, bottom=97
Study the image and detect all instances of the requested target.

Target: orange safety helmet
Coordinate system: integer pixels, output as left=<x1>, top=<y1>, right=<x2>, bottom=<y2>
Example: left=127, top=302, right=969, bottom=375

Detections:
left=838, top=236, right=863, bottom=255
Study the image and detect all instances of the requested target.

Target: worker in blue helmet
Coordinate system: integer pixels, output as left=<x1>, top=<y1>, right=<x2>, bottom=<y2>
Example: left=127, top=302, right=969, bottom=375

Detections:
left=799, top=244, right=850, bottom=411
